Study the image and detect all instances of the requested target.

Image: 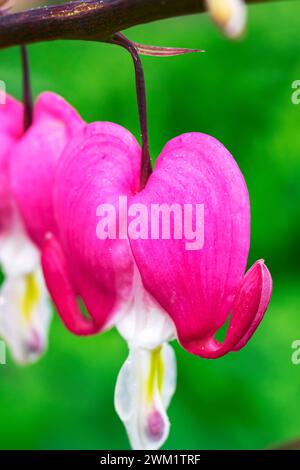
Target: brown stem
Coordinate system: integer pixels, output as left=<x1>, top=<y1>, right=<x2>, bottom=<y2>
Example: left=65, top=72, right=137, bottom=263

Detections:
left=0, top=0, right=279, bottom=50
left=111, top=33, right=152, bottom=189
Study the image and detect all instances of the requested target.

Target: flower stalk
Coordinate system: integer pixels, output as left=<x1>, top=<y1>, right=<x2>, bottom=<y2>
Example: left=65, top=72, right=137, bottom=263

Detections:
left=111, top=33, right=152, bottom=189
left=110, top=33, right=203, bottom=188
left=20, top=45, right=33, bottom=130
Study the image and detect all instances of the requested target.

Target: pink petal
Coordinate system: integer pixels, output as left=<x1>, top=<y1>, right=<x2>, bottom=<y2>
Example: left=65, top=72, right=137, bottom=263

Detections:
left=0, top=95, right=23, bottom=233
left=129, top=132, right=250, bottom=352
left=232, top=260, right=272, bottom=351
left=10, top=92, right=83, bottom=248
left=44, top=122, right=141, bottom=333
left=41, top=234, right=107, bottom=335
left=184, top=260, right=272, bottom=358
left=0, top=94, right=23, bottom=137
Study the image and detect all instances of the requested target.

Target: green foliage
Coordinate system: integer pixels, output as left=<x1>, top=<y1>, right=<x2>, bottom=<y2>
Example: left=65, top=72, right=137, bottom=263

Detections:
left=0, top=265, right=4, bottom=287
left=0, top=1, right=299, bottom=450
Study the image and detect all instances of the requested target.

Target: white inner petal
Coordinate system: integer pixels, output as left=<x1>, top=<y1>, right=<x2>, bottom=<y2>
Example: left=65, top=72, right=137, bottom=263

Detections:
left=116, top=263, right=176, bottom=350
left=0, top=267, right=52, bottom=364
left=0, top=212, right=52, bottom=364
left=0, top=212, right=39, bottom=278
left=115, top=343, right=177, bottom=450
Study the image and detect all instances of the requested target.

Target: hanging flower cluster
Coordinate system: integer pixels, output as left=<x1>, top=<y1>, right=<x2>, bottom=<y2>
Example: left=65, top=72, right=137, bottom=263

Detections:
left=0, top=0, right=272, bottom=451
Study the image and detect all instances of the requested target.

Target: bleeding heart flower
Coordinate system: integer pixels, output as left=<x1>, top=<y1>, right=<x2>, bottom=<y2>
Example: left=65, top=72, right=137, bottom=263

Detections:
left=40, top=35, right=271, bottom=450
left=41, top=117, right=271, bottom=449
left=0, top=95, right=52, bottom=364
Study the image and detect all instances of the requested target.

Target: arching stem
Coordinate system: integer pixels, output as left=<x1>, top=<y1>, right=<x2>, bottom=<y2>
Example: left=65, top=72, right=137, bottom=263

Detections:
left=110, top=33, right=152, bottom=190
left=20, top=45, right=33, bottom=131
left=0, top=1, right=274, bottom=50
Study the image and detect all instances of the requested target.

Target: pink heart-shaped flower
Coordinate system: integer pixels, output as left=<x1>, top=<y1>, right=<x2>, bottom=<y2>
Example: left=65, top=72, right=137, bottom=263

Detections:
left=42, top=125, right=272, bottom=356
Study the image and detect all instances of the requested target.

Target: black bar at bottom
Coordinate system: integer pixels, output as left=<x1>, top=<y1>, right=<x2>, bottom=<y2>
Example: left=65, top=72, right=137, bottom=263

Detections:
left=0, top=450, right=297, bottom=465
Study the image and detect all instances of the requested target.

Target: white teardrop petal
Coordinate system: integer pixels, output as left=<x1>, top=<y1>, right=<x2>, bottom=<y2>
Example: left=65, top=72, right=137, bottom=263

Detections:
left=114, top=343, right=177, bottom=450
left=0, top=267, right=52, bottom=364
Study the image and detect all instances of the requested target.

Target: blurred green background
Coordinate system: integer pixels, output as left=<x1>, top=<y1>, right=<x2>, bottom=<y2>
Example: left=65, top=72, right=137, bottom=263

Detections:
left=0, top=0, right=300, bottom=450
